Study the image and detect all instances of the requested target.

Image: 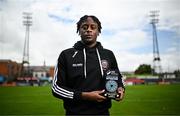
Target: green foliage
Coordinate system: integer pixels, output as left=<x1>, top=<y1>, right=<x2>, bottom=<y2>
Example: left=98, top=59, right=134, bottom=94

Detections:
left=174, top=70, right=180, bottom=78
left=135, top=64, right=152, bottom=75
left=0, top=85, right=180, bottom=115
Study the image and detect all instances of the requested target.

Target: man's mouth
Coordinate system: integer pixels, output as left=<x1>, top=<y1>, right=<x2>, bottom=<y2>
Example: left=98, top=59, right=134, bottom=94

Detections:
left=85, top=35, right=93, bottom=38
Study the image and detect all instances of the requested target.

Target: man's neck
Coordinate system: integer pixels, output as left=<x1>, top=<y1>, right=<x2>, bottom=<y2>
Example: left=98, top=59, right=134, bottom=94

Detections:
left=81, top=41, right=97, bottom=48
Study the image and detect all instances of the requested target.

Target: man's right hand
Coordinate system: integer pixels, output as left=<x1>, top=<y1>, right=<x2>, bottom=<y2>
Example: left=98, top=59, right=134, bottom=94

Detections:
left=81, top=90, right=107, bottom=102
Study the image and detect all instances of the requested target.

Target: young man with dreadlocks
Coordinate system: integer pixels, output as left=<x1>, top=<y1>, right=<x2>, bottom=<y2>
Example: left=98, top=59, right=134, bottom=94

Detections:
left=52, top=15, right=125, bottom=115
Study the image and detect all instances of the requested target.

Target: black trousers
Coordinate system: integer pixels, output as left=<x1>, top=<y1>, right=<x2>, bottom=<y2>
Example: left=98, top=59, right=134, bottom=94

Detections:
left=65, top=109, right=110, bottom=116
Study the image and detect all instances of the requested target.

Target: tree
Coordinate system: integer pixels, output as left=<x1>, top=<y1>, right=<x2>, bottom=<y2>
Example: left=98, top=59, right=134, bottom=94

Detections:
left=174, top=70, right=180, bottom=78
left=135, top=64, right=152, bottom=75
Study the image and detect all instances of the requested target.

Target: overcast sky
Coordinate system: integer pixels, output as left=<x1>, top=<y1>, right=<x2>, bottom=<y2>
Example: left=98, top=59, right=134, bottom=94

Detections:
left=0, top=0, right=180, bottom=72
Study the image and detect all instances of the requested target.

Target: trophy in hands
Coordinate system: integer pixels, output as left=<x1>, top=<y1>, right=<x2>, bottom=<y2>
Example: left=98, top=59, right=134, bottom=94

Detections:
left=102, top=70, right=120, bottom=99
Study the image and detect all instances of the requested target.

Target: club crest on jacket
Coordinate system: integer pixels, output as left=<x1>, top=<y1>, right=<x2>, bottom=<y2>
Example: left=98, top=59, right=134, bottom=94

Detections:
left=101, top=60, right=109, bottom=71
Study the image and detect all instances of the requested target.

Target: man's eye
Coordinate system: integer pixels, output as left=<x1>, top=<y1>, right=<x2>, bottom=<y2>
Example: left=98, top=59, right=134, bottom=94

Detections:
left=91, top=25, right=97, bottom=30
left=82, top=25, right=88, bottom=30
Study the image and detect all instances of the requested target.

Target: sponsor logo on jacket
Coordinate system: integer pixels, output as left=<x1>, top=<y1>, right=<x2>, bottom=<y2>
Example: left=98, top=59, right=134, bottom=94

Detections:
left=72, top=63, right=83, bottom=67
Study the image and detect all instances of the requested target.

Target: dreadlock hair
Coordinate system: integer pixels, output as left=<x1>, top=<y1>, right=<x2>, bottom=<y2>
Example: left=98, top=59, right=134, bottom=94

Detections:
left=76, top=15, right=102, bottom=34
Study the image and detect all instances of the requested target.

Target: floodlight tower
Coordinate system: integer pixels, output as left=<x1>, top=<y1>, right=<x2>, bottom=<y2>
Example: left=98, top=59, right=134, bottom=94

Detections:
left=21, top=12, right=32, bottom=77
left=149, top=10, right=162, bottom=75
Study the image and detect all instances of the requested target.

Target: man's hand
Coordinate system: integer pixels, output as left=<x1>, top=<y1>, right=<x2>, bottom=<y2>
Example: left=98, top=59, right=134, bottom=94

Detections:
left=115, top=87, right=125, bottom=101
left=81, top=90, right=107, bottom=102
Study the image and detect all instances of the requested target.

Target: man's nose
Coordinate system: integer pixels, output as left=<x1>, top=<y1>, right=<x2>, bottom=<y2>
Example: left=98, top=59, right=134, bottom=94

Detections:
left=87, top=26, right=92, bottom=32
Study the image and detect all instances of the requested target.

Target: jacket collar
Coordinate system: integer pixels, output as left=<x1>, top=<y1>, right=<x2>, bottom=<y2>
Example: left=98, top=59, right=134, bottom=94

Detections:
left=73, top=41, right=103, bottom=50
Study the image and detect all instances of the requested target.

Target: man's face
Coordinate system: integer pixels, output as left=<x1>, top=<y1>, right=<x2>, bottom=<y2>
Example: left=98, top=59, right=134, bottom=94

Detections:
left=79, top=17, right=99, bottom=46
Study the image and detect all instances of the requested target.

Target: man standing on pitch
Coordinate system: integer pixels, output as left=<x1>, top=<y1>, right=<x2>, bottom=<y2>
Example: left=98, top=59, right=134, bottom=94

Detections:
left=52, top=15, right=125, bottom=115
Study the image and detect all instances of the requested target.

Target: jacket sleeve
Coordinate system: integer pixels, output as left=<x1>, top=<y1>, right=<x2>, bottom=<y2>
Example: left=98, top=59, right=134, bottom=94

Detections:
left=52, top=51, right=82, bottom=100
left=110, top=51, right=125, bottom=89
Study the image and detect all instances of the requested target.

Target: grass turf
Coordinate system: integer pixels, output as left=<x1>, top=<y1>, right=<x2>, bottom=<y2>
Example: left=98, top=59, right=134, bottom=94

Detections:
left=0, top=84, right=180, bottom=115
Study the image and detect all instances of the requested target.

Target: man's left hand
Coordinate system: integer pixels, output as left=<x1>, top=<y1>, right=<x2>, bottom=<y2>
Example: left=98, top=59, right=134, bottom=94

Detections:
left=115, top=87, right=125, bottom=101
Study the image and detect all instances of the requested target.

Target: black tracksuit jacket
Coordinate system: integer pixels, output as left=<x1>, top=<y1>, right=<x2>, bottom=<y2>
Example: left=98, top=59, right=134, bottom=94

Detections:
left=52, top=41, right=124, bottom=115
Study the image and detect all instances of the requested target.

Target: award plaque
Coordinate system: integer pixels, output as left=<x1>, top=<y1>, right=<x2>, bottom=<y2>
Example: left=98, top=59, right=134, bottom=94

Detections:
left=102, top=70, right=120, bottom=99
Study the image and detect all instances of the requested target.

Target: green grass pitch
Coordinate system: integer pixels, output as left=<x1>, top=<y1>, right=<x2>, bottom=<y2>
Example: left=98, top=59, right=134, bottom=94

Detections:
left=0, top=84, right=180, bottom=115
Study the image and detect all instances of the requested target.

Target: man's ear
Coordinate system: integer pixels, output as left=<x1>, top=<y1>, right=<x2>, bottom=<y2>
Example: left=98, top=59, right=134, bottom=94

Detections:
left=97, top=32, right=100, bottom=36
